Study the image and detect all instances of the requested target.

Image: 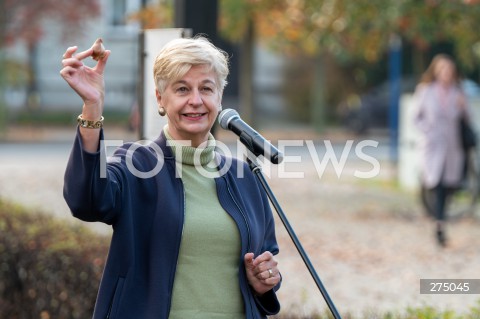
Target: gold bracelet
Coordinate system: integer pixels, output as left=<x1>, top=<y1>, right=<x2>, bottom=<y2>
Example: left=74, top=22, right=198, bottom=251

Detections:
left=77, top=114, right=104, bottom=129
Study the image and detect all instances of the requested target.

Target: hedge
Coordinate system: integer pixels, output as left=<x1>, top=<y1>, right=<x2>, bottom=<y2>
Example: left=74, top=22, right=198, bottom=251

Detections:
left=0, top=200, right=109, bottom=319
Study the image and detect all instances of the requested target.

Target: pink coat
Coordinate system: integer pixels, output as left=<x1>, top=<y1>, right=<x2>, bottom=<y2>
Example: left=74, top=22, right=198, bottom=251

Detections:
left=413, top=82, right=466, bottom=188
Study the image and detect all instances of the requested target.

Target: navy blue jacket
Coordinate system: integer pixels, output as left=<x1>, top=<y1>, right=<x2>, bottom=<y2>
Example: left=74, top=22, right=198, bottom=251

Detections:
left=63, top=130, right=281, bottom=319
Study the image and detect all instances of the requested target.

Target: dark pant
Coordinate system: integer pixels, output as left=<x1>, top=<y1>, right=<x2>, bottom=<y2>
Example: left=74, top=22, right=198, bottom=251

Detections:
left=432, top=183, right=454, bottom=221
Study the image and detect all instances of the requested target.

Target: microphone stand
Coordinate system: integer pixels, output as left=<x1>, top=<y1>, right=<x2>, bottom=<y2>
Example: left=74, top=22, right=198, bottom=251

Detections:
left=247, top=156, right=342, bottom=319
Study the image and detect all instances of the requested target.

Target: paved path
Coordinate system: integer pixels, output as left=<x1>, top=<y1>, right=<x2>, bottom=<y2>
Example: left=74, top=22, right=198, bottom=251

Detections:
left=268, top=163, right=480, bottom=317
left=1, top=127, right=479, bottom=317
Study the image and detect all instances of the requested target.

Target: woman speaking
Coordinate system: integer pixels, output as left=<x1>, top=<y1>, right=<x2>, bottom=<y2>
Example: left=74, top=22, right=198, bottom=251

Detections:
left=60, top=36, right=281, bottom=318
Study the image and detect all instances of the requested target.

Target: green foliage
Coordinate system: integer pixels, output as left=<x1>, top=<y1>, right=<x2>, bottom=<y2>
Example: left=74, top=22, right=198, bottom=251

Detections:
left=467, top=301, right=480, bottom=319
left=399, top=1, right=480, bottom=70
left=0, top=199, right=109, bottom=319
left=219, top=0, right=255, bottom=41
left=219, top=0, right=480, bottom=70
left=127, top=0, right=173, bottom=29
left=272, top=304, right=480, bottom=319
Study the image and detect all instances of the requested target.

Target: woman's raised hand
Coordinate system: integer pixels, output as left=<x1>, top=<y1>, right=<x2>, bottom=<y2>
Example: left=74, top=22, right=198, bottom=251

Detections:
left=60, top=45, right=111, bottom=118
left=60, top=43, right=111, bottom=152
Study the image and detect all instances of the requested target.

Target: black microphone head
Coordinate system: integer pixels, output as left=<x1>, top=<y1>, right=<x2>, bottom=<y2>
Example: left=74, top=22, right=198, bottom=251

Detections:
left=218, top=108, right=239, bottom=130
left=272, top=152, right=284, bottom=165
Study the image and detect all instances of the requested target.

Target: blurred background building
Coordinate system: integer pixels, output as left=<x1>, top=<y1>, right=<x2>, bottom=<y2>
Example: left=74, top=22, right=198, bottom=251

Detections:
left=4, top=0, right=149, bottom=114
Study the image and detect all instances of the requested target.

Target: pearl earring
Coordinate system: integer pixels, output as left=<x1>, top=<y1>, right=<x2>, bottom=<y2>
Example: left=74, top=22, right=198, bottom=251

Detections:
left=158, top=107, right=166, bottom=116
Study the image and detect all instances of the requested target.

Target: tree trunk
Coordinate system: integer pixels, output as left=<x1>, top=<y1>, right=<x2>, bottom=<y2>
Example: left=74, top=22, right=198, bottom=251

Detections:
left=0, top=55, right=6, bottom=138
left=26, top=42, right=40, bottom=111
left=239, top=19, right=254, bottom=126
left=412, top=47, right=427, bottom=78
left=0, top=19, right=7, bottom=138
left=311, top=52, right=326, bottom=132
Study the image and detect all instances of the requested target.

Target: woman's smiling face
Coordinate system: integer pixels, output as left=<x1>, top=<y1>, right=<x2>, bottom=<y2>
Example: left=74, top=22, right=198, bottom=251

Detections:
left=156, top=64, right=222, bottom=147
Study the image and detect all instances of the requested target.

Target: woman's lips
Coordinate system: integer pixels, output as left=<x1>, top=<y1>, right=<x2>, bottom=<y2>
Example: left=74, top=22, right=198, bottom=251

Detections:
left=183, top=113, right=207, bottom=120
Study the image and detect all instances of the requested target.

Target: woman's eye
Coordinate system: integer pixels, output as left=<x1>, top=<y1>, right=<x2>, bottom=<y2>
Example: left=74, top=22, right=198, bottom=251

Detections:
left=176, top=87, right=188, bottom=93
left=202, top=87, right=214, bottom=92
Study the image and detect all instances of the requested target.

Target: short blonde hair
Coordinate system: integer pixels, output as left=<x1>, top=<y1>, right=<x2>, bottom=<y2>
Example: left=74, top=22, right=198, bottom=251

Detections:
left=153, top=36, right=229, bottom=94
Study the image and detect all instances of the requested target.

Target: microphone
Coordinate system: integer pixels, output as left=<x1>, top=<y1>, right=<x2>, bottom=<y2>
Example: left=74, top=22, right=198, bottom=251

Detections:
left=218, top=108, right=283, bottom=164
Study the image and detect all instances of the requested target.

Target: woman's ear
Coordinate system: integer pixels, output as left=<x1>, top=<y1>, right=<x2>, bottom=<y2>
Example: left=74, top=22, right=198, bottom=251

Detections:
left=218, top=95, right=223, bottom=112
left=155, top=89, right=162, bottom=105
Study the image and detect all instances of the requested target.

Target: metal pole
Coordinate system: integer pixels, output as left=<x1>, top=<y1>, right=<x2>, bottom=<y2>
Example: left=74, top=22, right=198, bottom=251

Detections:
left=248, top=159, right=342, bottom=319
left=389, top=33, right=402, bottom=163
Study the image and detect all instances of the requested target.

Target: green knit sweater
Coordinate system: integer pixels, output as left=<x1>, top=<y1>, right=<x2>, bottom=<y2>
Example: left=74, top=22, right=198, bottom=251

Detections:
left=165, top=127, right=244, bottom=318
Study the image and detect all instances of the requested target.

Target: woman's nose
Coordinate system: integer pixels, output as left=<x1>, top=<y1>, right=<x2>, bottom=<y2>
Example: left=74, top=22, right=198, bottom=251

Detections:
left=189, top=89, right=203, bottom=105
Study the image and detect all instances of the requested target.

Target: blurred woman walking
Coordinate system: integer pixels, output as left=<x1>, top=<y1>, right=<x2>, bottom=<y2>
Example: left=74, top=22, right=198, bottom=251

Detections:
left=413, top=54, right=472, bottom=247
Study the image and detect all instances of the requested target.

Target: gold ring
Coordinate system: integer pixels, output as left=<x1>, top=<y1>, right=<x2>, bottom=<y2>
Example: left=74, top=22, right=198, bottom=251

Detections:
left=268, top=268, right=273, bottom=278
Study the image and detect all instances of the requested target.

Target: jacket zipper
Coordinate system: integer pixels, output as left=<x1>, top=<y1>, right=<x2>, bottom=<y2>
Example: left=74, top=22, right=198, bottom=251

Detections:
left=165, top=178, right=186, bottom=317
left=224, top=177, right=257, bottom=318
left=224, top=178, right=251, bottom=251
left=106, top=305, right=112, bottom=319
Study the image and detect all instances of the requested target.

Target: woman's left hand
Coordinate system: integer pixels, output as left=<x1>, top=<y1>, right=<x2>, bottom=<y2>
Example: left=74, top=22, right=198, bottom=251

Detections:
left=244, top=251, right=280, bottom=296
